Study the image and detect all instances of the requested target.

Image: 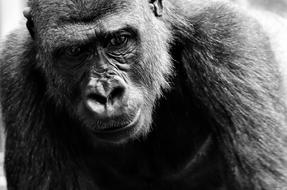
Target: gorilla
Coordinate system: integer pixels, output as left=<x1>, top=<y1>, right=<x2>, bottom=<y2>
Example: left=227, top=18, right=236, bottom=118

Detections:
left=1, top=0, right=287, bottom=189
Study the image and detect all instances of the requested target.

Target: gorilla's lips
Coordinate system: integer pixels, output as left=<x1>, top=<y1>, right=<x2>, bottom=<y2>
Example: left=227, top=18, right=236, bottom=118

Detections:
left=92, top=108, right=142, bottom=141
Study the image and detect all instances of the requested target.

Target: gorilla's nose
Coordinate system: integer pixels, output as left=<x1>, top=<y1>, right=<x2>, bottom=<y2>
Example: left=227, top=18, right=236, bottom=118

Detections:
left=84, top=77, right=126, bottom=118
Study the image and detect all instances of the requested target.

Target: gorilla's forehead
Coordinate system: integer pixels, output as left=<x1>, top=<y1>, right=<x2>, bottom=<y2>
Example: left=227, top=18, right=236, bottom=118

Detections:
left=32, top=0, right=136, bottom=23
left=32, top=0, right=147, bottom=49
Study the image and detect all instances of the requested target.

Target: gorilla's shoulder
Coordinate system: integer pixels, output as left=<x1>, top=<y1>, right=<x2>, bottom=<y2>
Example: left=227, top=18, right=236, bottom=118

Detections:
left=0, top=25, right=35, bottom=84
left=1, top=26, right=31, bottom=58
left=1, top=25, right=34, bottom=66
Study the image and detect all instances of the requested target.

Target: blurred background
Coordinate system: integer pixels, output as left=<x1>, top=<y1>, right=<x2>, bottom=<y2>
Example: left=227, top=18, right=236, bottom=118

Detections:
left=0, top=0, right=286, bottom=189
left=232, top=0, right=287, bottom=17
left=0, top=0, right=27, bottom=39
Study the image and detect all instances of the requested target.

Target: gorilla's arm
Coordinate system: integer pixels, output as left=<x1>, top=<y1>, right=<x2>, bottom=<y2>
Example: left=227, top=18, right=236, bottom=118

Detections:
left=170, top=2, right=287, bottom=189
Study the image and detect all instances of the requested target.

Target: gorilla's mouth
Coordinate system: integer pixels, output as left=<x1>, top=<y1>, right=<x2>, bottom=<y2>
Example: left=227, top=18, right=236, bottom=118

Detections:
left=92, top=109, right=142, bottom=141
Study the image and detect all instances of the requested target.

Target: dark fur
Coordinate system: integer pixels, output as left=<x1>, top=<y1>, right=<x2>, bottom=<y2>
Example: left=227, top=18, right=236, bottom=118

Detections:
left=1, top=0, right=287, bottom=189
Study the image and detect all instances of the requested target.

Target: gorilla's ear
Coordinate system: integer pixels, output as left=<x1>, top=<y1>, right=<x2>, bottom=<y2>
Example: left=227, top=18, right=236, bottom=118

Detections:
left=149, top=0, right=163, bottom=17
left=23, top=7, right=35, bottom=39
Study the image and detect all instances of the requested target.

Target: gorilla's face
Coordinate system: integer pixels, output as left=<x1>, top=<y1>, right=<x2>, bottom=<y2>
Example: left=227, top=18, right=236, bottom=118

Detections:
left=33, top=0, right=172, bottom=143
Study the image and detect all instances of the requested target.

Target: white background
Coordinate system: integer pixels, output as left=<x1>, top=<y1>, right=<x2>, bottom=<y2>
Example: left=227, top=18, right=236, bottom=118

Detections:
left=0, top=0, right=26, bottom=39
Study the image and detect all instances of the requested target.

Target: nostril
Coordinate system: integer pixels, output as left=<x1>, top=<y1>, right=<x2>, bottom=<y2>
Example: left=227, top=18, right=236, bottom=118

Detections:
left=109, top=87, right=125, bottom=101
left=87, top=93, right=107, bottom=105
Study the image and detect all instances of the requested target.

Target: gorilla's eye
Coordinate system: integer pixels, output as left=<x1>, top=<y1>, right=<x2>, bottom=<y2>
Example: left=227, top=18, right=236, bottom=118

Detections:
left=64, top=46, right=86, bottom=58
left=109, top=34, right=129, bottom=47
